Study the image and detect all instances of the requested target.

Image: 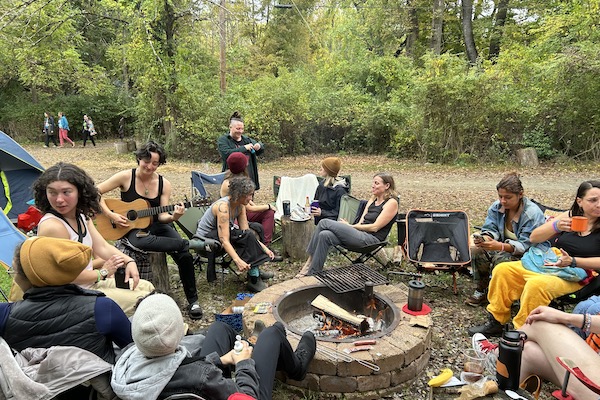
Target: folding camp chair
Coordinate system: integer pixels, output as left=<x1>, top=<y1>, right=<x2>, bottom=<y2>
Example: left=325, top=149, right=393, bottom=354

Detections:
left=175, top=206, right=242, bottom=289
left=332, top=194, right=393, bottom=269
left=404, top=209, right=472, bottom=294
left=191, top=171, right=226, bottom=200
left=0, top=209, right=26, bottom=302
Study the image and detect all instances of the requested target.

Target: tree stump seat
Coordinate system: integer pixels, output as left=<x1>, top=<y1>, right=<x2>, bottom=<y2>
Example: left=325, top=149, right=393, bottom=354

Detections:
left=281, top=215, right=315, bottom=262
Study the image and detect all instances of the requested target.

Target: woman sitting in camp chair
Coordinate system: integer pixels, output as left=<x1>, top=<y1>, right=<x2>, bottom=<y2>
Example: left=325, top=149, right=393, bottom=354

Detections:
left=195, top=176, right=275, bottom=292
left=296, top=173, right=398, bottom=277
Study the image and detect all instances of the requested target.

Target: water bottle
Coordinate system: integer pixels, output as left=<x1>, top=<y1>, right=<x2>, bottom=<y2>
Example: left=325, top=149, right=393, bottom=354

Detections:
left=234, top=335, right=244, bottom=354
left=496, top=330, right=527, bottom=391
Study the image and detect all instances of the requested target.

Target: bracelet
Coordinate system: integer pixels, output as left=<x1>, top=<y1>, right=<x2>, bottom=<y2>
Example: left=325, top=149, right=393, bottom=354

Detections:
left=125, top=260, right=135, bottom=266
left=552, top=220, right=560, bottom=233
left=584, top=313, right=592, bottom=335
left=581, top=313, right=587, bottom=329
left=571, top=257, right=577, bottom=268
left=267, top=204, right=272, bottom=211
left=96, top=269, right=102, bottom=283
left=500, top=243, right=505, bottom=252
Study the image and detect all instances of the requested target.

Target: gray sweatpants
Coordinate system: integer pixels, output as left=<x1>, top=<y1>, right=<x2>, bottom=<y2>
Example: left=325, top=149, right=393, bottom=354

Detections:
left=307, top=219, right=381, bottom=274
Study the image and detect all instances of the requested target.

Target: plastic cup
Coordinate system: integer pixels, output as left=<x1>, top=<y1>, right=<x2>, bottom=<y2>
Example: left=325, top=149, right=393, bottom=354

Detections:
left=571, top=216, right=588, bottom=232
left=462, top=349, right=485, bottom=382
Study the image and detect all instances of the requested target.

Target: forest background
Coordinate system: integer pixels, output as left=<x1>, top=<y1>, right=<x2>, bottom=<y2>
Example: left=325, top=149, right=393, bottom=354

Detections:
left=1, top=0, right=599, bottom=164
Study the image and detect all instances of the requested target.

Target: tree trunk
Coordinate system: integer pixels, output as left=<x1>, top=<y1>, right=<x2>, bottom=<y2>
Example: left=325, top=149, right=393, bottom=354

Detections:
left=461, top=0, right=478, bottom=65
left=430, top=0, right=444, bottom=55
left=405, top=0, right=419, bottom=57
left=488, top=0, right=509, bottom=60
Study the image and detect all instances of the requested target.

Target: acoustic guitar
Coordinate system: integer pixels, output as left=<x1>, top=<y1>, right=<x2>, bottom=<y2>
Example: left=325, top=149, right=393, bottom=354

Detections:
left=95, top=197, right=210, bottom=240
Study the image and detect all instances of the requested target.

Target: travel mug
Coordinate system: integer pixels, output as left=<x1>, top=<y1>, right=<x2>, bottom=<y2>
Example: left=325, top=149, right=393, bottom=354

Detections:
left=407, top=280, right=425, bottom=311
left=283, top=200, right=291, bottom=216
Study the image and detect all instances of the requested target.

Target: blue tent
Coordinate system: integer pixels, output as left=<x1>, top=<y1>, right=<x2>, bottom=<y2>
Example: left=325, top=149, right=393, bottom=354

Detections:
left=0, top=131, right=45, bottom=220
left=0, top=209, right=26, bottom=269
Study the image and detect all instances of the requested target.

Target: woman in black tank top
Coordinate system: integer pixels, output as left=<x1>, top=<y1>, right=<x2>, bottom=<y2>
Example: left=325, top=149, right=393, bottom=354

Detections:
left=296, top=173, right=398, bottom=277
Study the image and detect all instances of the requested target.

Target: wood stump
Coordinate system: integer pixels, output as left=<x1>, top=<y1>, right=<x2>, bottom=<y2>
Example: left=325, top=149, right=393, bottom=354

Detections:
left=126, top=140, right=137, bottom=151
left=115, top=141, right=129, bottom=154
left=281, top=215, right=314, bottom=262
left=516, top=147, right=539, bottom=167
left=148, top=252, right=170, bottom=294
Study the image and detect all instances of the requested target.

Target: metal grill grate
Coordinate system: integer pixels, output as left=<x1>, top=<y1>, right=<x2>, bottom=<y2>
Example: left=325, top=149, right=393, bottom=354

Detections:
left=314, top=263, right=388, bottom=293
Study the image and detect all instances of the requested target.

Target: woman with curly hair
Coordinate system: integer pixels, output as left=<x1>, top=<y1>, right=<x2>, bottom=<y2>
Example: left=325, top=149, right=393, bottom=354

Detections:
left=33, top=162, right=154, bottom=316
left=196, top=176, right=275, bottom=292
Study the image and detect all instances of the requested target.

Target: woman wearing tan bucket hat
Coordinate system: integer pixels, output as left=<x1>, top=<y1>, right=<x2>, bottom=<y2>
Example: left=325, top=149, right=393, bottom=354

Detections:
left=310, top=157, right=349, bottom=224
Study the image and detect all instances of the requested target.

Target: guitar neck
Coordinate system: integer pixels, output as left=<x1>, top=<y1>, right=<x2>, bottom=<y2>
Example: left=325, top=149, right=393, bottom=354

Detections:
left=136, top=201, right=194, bottom=219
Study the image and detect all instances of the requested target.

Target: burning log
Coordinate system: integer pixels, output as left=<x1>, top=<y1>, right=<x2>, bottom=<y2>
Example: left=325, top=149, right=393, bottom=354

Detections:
left=311, top=295, right=364, bottom=326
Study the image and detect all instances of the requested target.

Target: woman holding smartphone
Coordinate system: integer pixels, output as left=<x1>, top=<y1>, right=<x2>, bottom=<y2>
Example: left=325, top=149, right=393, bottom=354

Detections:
left=466, top=172, right=547, bottom=306
left=33, top=162, right=155, bottom=316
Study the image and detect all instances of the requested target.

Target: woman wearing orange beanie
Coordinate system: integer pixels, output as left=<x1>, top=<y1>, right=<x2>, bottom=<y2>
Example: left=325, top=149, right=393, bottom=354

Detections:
left=310, top=157, right=349, bottom=224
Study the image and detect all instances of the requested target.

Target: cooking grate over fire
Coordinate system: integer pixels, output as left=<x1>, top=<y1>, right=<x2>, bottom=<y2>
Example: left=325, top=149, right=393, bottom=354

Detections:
left=314, top=263, right=388, bottom=293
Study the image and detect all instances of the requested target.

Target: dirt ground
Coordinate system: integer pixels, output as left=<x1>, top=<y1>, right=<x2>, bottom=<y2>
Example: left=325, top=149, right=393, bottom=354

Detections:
left=25, top=140, right=597, bottom=399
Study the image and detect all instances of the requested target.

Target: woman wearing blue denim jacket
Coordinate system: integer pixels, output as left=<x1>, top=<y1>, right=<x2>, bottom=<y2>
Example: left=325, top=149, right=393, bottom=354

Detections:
left=466, top=172, right=547, bottom=306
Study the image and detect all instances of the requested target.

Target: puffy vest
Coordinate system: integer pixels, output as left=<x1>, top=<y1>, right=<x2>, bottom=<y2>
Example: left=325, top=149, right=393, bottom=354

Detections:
left=3, top=285, right=116, bottom=363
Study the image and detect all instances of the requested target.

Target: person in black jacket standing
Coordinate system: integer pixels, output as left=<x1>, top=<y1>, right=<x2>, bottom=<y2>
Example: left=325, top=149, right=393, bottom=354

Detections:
left=217, top=112, right=264, bottom=191
left=43, top=112, right=58, bottom=147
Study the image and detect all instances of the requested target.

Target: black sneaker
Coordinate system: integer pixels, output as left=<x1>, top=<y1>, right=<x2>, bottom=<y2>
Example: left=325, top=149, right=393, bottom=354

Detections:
left=468, top=313, right=503, bottom=337
left=188, top=301, right=203, bottom=320
left=290, top=331, right=316, bottom=381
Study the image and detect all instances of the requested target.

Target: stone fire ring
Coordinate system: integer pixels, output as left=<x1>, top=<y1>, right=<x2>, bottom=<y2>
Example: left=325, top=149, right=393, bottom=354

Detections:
left=242, top=276, right=432, bottom=399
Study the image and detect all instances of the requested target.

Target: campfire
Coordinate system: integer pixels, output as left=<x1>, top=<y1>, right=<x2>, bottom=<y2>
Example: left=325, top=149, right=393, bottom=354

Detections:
left=275, top=283, right=399, bottom=343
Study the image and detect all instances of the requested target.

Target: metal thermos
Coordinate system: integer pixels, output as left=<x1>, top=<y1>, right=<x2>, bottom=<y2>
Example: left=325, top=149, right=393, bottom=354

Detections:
left=496, top=330, right=527, bottom=391
left=407, top=280, right=425, bottom=311
left=283, top=200, right=291, bottom=216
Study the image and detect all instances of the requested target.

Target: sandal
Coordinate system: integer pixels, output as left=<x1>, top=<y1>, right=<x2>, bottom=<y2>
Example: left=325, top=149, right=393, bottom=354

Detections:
left=519, top=374, right=541, bottom=399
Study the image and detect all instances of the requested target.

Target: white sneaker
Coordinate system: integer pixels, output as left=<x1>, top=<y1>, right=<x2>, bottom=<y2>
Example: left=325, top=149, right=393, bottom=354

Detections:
left=472, top=333, right=498, bottom=374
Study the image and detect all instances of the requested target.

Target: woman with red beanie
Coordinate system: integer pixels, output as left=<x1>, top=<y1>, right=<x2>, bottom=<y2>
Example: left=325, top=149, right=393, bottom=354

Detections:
left=220, top=153, right=281, bottom=261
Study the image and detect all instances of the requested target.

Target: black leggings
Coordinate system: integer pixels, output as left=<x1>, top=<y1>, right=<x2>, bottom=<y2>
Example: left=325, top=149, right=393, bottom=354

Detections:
left=82, top=130, right=96, bottom=146
left=201, top=321, right=301, bottom=400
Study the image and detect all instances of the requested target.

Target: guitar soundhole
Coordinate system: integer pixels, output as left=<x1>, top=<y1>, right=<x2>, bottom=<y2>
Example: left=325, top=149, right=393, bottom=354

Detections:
left=126, top=211, right=138, bottom=221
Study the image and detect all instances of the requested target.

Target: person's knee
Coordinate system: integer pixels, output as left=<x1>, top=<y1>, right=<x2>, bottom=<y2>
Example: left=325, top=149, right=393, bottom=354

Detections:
left=321, top=231, right=338, bottom=246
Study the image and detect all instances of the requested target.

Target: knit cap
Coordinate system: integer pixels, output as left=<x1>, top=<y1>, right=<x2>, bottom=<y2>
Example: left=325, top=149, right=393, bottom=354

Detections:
left=133, top=294, right=185, bottom=358
left=227, top=152, right=249, bottom=175
left=322, top=157, right=341, bottom=177
left=20, top=236, right=91, bottom=287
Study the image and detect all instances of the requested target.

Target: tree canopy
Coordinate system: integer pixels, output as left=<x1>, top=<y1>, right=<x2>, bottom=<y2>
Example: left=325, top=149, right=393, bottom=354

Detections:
left=1, top=0, right=599, bottom=162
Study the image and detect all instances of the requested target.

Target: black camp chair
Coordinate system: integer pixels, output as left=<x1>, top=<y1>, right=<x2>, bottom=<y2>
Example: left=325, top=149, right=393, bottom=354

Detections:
left=332, top=194, right=393, bottom=269
left=404, top=209, right=472, bottom=294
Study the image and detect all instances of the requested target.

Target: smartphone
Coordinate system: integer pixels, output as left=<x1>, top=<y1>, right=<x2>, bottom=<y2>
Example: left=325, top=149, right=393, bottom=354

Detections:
left=114, top=267, right=129, bottom=289
left=472, top=233, right=485, bottom=243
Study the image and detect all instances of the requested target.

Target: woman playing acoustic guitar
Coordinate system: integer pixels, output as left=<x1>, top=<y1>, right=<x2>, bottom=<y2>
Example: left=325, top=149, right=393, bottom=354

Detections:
left=33, top=162, right=155, bottom=316
left=97, top=141, right=205, bottom=319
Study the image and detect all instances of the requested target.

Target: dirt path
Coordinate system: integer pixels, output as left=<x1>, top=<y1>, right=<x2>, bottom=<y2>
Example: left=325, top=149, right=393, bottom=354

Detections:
left=25, top=141, right=590, bottom=225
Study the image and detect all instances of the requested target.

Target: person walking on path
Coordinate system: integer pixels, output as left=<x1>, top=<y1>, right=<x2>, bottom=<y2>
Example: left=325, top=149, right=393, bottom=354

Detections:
left=217, top=111, right=264, bottom=191
left=43, top=112, right=58, bottom=147
left=57, top=111, right=75, bottom=147
left=82, top=115, right=97, bottom=147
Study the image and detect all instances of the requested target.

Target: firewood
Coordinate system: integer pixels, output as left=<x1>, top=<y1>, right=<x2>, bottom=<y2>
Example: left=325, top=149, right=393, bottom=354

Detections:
left=311, top=294, right=363, bottom=326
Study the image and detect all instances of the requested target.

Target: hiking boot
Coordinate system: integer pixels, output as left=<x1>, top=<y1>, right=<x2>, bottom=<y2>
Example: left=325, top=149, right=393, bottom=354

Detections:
left=289, top=331, right=316, bottom=381
left=465, top=290, right=487, bottom=307
left=188, top=301, right=203, bottom=320
left=259, top=269, right=274, bottom=280
left=468, top=313, right=503, bottom=337
left=246, top=277, right=267, bottom=292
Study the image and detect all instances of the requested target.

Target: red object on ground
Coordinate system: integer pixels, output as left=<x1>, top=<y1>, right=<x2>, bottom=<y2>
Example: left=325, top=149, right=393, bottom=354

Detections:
left=402, top=303, right=432, bottom=316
